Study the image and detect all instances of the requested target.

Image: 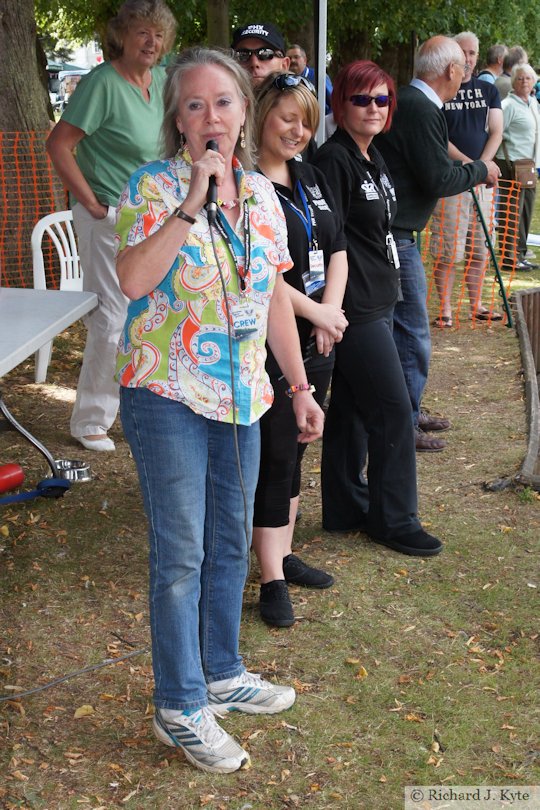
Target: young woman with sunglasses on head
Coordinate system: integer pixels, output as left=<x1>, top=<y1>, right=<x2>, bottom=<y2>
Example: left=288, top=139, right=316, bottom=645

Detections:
left=313, top=60, right=443, bottom=557
left=252, top=72, right=349, bottom=626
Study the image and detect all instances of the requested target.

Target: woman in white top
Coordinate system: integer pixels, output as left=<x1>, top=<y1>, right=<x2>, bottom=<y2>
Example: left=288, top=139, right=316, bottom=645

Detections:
left=496, top=63, right=540, bottom=271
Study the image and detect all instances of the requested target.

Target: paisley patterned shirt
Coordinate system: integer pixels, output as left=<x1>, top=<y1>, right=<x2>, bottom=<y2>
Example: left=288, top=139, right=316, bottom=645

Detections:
left=115, top=148, right=292, bottom=425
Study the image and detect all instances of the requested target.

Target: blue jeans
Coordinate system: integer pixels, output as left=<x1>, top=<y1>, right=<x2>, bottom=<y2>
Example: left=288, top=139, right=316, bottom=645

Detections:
left=120, top=387, right=260, bottom=711
left=393, top=239, right=431, bottom=426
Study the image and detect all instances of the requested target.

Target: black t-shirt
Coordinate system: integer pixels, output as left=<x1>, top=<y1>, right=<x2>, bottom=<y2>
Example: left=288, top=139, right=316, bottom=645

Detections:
left=442, top=77, right=501, bottom=159
left=265, top=157, right=347, bottom=376
left=313, top=127, right=398, bottom=324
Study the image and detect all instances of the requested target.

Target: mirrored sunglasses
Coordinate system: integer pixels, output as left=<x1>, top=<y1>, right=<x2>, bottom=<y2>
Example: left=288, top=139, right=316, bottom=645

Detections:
left=271, top=73, right=316, bottom=94
left=349, top=94, right=390, bottom=108
left=235, top=47, right=282, bottom=63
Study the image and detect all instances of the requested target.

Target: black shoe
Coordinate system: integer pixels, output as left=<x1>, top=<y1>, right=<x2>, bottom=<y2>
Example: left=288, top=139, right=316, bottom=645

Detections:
left=259, top=580, right=295, bottom=627
left=283, top=553, right=334, bottom=589
left=369, top=529, right=443, bottom=557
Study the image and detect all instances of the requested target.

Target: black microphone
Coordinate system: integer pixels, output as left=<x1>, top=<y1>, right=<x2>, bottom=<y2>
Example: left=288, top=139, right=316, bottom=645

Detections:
left=206, top=139, right=218, bottom=223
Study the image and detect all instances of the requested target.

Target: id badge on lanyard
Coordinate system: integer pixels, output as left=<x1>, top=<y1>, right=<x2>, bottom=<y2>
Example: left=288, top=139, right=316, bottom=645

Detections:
left=303, top=249, right=325, bottom=296
left=214, top=204, right=257, bottom=339
left=230, top=299, right=258, bottom=339
left=386, top=233, right=400, bottom=269
left=283, top=181, right=326, bottom=297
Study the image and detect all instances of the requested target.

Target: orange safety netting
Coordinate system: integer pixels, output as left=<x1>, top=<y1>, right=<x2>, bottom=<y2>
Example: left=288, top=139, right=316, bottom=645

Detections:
left=422, top=178, right=524, bottom=328
left=0, top=130, right=67, bottom=289
left=0, top=132, right=530, bottom=324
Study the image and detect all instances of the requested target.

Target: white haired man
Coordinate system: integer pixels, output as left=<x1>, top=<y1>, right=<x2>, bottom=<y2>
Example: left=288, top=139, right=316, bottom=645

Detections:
left=375, top=36, right=500, bottom=451
left=430, top=31, right=504, bottom=328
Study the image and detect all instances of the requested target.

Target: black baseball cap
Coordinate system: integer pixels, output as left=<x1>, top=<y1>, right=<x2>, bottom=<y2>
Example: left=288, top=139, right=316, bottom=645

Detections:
left=231, top=22, right=286, bottom=54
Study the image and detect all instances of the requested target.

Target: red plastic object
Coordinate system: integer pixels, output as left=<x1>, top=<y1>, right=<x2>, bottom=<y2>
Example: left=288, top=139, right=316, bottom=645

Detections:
left=0, top=463, right=25, bottom=494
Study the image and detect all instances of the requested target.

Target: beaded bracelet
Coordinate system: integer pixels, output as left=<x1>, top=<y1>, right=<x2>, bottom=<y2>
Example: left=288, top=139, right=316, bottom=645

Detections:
left=285, top=383, right=316, bottom=398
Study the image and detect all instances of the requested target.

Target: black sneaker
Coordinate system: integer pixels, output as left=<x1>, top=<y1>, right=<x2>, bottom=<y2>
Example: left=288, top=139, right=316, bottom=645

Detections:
left=369, top=529, right=443, bottom=557
left=259, top=580, right=295, bottom=627
left=283, top=553, right=334, bottom=589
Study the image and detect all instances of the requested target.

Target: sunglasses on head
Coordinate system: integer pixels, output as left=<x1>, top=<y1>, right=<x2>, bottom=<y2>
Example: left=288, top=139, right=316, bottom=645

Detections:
left=269, top=73, right=317, bottom=94
left=235, top=47, right=283, bottom=63
left=349, top=94, right=390, bottom=107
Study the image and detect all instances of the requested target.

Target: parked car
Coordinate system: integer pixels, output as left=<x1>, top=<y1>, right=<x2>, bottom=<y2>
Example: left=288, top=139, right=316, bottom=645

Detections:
left=47, top=66, right=90, bottom=113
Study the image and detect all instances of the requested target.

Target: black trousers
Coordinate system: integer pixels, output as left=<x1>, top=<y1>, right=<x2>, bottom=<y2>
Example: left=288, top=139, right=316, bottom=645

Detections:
left=321, top=313, right=421, bottom=540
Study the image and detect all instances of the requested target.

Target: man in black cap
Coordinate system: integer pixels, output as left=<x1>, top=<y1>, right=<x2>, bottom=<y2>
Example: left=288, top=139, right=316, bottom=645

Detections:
left=231, top=22, right=290, bottom=86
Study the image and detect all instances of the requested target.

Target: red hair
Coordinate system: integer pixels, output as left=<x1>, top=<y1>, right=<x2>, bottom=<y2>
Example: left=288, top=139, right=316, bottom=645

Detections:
left=331, top=60, right=396, bottom=132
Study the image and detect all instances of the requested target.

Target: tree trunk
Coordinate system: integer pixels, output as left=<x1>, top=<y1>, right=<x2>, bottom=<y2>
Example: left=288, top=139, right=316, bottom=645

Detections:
left=207, top=0, right=229, bottom=48
left=377, top=37, right=416, bottom=88
left=330, top=30, right=372, bottom=75
left=0, top=0, right=49, bottom=130
left=0, top=0, right=65, bottom=287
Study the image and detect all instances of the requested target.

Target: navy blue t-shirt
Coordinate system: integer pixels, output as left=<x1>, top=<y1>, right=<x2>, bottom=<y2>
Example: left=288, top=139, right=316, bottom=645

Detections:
left=442, top=77, right=501, bottom=159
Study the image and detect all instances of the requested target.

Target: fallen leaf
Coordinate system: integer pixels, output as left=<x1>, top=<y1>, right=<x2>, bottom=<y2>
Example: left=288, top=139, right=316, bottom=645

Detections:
left=10, top=770, right=29, bottom=782
left=74, top=704, right=94, bottom=719
left=354, top=666, right=368, bottom=680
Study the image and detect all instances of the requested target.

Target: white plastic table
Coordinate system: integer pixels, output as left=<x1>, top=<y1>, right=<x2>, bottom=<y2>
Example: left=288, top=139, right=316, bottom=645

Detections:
left=0, top=288, right=97, bottom=377
left=0, top=288, right=97, bottom=481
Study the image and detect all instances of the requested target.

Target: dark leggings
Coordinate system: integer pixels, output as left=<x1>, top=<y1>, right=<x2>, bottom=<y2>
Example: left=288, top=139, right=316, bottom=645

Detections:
left=253, top=366, right=332, bottom=528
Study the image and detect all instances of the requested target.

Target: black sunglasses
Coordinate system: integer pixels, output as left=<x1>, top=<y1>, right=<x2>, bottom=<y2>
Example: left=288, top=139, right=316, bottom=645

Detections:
left=235, top=47, right=283, bottom=63
left=349, top=94, right=390, bottom=107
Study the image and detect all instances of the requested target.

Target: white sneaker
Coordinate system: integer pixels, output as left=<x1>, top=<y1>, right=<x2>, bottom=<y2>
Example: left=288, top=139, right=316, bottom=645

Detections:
left=207, top=671, right=296, bottom=715
left=153, top=707, right=250, bottom=774
left=77, top=435, right=115, bottom=452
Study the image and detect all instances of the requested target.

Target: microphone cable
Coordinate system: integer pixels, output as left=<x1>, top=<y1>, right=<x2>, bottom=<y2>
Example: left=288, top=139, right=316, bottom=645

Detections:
left=206, top=206, right=252, bottom=571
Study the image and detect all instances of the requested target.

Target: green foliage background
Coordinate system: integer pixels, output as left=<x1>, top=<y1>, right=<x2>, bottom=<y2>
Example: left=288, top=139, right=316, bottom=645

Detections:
left=35, top=0, right=540, bottom=73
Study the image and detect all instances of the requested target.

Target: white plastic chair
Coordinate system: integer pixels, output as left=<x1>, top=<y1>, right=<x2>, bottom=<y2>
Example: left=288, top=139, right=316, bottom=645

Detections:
left=32, top=210, right=83, bottom=382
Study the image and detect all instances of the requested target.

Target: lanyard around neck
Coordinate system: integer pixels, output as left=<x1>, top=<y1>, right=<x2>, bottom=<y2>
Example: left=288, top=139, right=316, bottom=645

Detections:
left=276, top=180, right=319, bottom=249
left=366, top=167, right=392, bottom=233
left=212, top=200, right=251, bottom=292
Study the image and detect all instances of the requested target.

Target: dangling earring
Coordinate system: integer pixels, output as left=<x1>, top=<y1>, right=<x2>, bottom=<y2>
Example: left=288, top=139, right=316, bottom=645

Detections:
left=240, top=125, right=246, bottom=149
